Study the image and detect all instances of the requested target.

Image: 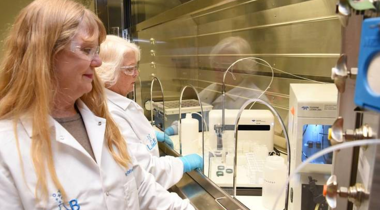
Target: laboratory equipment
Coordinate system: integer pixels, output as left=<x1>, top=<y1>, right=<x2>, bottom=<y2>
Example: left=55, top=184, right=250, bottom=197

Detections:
left=262, top=156, right=287, bottom=210
left=177, top=85, right=206, bottom=175
left=150, top=74, right=165, bottom=127
left=324, top=174, right=369, bottom=209
left=288, top=83, right=338, bottom=210
left=180, top=113, right=199, bottom=155
left=218, top=57, right=275, bottom=147
left=329, top=117, right=375, bottom=145
left=331, top=54, right=350, bottom=93
left=245, top=146, right=267, bottom=183
left=337, top=0, right=351, bottom=27
left=153, top=99, right=212, bottom=131
left=231, top=97, right=291, bottom=203
left=97, top=0, right=347, bottom=209
left=207, top=109, right=274, bottom=187
left=209, top=109, right=274, bottom=152
left=355, top=17, right=380, bottom=112
left=273, top=140, right=380, bottom=210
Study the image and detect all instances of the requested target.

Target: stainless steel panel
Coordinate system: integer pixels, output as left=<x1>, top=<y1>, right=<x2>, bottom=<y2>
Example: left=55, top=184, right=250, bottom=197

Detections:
left=191, top=0, right=331, bottom=26
left=131, top=3, right=341, bottom=199
left=131, top=0, right=192, bottom=26
left=193, top=0, right=336, bottom=35
left=368, top=146, right=380, bottom=210
left=195, top=20, right=340, bottom=54
left=356, top=113, right=380, bottom=210
left=126, top=0, right=342, bottom=207
left=135, top=0, right=253, bottom=31
left=132, top=0, right=340, bottom=119
left=332, top=14, right=364, bottom=210
left=159, top=143, right=249, bottom=210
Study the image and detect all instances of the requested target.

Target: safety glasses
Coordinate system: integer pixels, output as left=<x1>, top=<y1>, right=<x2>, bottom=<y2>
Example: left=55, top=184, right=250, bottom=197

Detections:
left=70, top=41, right=100, bottom=61
left=120, top=64, right=139, bottom=75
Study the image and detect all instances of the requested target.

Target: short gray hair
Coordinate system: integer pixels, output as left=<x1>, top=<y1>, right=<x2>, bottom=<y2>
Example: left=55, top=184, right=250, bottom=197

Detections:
left=96, top=35, right=141, bottom=87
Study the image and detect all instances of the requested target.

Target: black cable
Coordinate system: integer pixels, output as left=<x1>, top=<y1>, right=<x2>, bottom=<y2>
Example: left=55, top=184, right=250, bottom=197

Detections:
left=273, top=146, right=287, bottom=155
left=303, top=125, right=308, bottom=136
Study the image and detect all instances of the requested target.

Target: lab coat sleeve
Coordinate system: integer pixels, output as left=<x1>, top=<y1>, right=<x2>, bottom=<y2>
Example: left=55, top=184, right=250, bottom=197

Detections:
left=0, top=159, right=24, bottom=209
left=112, top=113, right=184, bottom=189
left=133, top=163, right=195, bottom=210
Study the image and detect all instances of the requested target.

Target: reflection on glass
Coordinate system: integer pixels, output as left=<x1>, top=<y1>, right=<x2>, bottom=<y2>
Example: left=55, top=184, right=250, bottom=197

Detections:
left=200, top=37, right=274, bottom=193
left=199, top=36, right=269, bottom=109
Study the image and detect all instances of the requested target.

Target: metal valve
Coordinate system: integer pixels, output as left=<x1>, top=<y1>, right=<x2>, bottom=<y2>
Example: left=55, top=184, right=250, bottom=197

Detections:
left=324, top=175, right=369, bottom=208
left=331, top=54, right=354, bottom=93
left=337, top=0, right=351, bottom=27
left=328, top=117, right=376, bottom=145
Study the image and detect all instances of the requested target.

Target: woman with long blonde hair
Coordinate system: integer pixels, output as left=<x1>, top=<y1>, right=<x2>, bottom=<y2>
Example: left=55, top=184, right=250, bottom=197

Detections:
left=0, top=0, right=194, bottom=209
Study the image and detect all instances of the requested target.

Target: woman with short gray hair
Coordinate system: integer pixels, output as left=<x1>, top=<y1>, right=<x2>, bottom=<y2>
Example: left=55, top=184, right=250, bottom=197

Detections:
left=96, top=35, right=203, bottom=190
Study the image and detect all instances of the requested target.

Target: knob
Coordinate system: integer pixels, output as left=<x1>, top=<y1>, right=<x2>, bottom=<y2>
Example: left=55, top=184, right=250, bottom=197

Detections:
left=323, top=175, right=338, bottom=208
left=328, top=117, right=376, bottom=144
left=328, top=117, right=344, bottom=145
left=324, top=175, right=369, bottom=208
left=337, top=0, right=351, bottom=27
left=331, top=54, right=349, bottom=93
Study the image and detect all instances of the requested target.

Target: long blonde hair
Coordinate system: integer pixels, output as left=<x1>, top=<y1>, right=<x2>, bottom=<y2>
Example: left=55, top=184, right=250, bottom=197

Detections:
left=0, top=0, right=131, bottom=201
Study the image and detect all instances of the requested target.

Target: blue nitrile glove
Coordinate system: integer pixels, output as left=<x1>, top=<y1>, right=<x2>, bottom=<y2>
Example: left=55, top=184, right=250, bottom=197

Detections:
left=155, top=131, right=174, bottom=149
left=164, top=126, right=175, bottom=136
left=164, top=121, right=178, bottom=136
left=179, top=154, right=204, bottom=173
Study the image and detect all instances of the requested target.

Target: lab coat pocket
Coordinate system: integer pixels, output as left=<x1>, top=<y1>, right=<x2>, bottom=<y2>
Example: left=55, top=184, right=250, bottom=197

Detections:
left=123, top=178, right=140, bottom=209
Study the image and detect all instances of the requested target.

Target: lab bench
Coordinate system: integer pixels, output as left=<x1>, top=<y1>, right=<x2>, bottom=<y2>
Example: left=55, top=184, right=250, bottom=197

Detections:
left=159, top=142, right=271, bottom=210
left=159, top=142, right=252, bottom=210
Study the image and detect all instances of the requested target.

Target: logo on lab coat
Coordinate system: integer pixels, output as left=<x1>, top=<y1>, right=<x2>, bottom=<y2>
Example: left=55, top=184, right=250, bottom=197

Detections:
left=145, top=134, right=157, bottom=151
left=125, top=168, right=134, bottom=176
left=52, top=190, right=80, bottom=210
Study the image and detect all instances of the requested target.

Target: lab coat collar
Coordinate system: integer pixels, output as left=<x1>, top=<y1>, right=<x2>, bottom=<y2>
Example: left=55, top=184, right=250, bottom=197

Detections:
left=105, top=89, right=133, bottom=111
left=20, top=113, right=55, bottom=139
left=20, top=100, right=107, bottom=163
left=76, top=100, right=106, bottom=163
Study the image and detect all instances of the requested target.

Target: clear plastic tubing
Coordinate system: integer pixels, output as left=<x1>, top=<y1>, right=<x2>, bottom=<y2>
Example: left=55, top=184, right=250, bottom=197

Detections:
left=271, top=139, right=380, bottom=210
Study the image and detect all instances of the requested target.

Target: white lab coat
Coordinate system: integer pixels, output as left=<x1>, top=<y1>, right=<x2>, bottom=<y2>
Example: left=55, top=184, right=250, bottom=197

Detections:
left=0, top=100, right=194, bottom=210
left=106, top=89, right=184, bottom=189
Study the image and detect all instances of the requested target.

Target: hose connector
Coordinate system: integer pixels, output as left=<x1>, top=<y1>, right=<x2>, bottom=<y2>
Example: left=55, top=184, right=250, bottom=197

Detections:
left=328, top=117, right=376, bottom=145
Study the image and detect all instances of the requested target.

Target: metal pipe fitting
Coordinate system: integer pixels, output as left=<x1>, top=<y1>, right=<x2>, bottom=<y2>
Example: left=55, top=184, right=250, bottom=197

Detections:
left=178, top=84, right=205, bottom=174
left=150, top=74, right=165, bottom=128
